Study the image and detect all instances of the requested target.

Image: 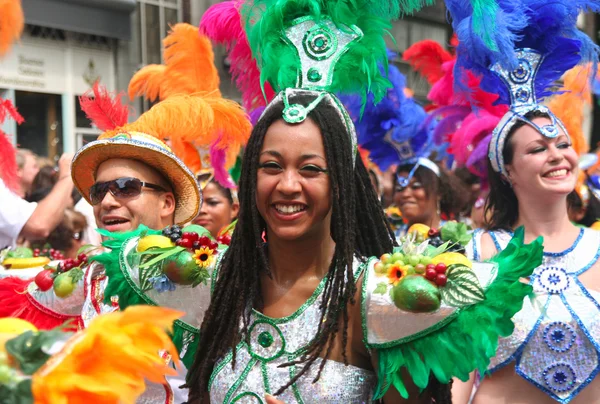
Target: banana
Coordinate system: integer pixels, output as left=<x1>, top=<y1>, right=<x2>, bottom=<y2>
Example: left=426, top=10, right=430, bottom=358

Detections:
left=2, top=257, right=50, bottom=269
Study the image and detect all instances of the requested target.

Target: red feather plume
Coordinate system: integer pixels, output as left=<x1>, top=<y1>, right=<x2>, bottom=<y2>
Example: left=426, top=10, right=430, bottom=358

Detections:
left=79, top=82, right=130, bottom=132
left=403, top=40, right=454, bottom=85
left=0, top=97, right=24, bottom=193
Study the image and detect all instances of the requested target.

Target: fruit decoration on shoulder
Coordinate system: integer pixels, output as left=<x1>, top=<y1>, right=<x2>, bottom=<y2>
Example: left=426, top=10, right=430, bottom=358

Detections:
left=374, top=221, right=483, bottom=313
left=0, top=247, right=52, bottom=270
left=135, top=224, right=224, bottom=293
left=216, top=220, right=236, bottom=246
left=34, top=247, right=98, bottom=298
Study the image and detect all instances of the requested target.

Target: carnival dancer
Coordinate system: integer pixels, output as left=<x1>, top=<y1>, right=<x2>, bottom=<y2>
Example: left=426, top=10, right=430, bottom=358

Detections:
left=447, top=0, right=600, bottom=402
left=185, top=1, right=544, bottom=403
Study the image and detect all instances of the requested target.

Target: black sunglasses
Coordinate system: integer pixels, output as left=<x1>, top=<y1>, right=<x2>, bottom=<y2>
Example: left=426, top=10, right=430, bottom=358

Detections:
left=89, top=177, right=167, bottom=205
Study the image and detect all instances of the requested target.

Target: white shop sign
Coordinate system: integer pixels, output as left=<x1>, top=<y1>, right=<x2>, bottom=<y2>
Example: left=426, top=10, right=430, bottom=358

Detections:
left=0, top=40, right=113, bottom=94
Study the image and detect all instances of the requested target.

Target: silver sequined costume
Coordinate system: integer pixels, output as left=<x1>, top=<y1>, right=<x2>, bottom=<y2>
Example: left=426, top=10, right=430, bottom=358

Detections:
left=467, top=228, right=600, bottom=403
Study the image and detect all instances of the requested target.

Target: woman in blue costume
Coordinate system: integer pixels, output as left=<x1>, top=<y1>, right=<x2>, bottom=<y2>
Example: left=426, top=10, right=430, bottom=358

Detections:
left=341, top=62, right=469, bottom=240
left=186, top=1, right=544, bottom=403
left=447, top=0, right=600, bottom=402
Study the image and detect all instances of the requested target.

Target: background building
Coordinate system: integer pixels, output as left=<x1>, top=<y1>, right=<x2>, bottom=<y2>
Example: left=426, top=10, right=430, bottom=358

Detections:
left=1, top=1, right=597, bottom=160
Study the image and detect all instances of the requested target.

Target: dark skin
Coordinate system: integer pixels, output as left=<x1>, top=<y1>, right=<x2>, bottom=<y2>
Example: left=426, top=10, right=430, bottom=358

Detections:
left=255, top=119, right=429, bottom=403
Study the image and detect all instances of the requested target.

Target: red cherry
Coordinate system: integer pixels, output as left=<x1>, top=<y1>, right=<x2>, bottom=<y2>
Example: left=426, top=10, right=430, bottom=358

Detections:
left=182, top=232, right=192, bottom=241
left=78, top=253, right=87, bottom=261
left=74, top=259, right=82, bottom=267
left=222, top=235, right=231, bottom=245
left=426, top=264, right=435, bottom=270
left=428, top=228, right=440, bottom=237
left=435, top=274, right=448, bottom=286
left=435, top=263, right=447, bottom=274
left=35, top=269, right=55, bottom=292
left=209, top=242, right=218, bottom=251
left=188, top=232, right=199, bottom=242
left=42, top=249, right=48, bottom=254
left=199, top=236, right=211, bottom=246
left=425, top=268, right=437, bottom=281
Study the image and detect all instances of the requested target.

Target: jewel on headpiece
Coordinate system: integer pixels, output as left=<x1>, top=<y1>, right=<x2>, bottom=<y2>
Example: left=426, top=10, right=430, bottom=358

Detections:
left=488, top=49, right=568, bottom=177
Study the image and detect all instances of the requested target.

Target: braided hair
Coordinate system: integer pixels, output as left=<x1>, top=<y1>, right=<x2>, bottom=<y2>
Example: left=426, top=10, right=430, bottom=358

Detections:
left=186, top=93, right=451, bottom=402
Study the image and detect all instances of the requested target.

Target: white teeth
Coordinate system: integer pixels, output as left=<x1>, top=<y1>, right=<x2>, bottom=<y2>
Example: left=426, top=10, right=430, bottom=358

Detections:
left=546, top=169, right=567, bottom=178
left=275, top=204, right=305, bottom=214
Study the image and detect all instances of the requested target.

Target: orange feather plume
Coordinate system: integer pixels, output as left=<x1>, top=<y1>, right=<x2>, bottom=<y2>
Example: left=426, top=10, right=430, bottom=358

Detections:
left=547, top=65, right=594, bottom=157
left=128, top=23, right=220, bottom=101
left=0, top=0, right=24, bottom=57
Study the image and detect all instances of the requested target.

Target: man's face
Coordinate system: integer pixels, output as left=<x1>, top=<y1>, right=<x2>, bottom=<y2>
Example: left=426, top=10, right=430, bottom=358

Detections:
left=92, top=158, right=176, bottom=232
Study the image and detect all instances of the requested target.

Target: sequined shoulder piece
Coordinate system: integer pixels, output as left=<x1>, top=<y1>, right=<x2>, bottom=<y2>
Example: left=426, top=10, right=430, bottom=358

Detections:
left=361, top=258, right=497, bottom=346
left=209, top=258, right=377, bottom=404
left=489, top=227, right=600, bottom=403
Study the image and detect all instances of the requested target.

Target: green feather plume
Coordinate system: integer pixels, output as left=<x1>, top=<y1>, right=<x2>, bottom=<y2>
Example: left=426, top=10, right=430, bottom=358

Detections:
left=241, top=0, right=433, bottom=108
left=370, top=227, right=543, bottom=398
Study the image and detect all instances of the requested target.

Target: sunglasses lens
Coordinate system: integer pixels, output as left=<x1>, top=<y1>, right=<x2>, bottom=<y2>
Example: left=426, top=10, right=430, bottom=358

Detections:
left=89, top=182, right=109, bottom=205
left=113, top=178, right=143, bottom=198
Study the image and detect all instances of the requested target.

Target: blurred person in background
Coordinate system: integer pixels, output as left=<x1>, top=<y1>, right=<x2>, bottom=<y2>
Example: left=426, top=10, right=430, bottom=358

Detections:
left=15, top=148, right=39, bottom=198
left=30, top=208, right=87, bottom=259
left=193, top=173, right=239, bottom=239
left=1, top=153, right=75, bottom=249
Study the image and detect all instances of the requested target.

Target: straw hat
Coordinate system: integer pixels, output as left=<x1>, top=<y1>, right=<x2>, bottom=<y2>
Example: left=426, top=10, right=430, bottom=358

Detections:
left=71, top=131, right=201, bottom=225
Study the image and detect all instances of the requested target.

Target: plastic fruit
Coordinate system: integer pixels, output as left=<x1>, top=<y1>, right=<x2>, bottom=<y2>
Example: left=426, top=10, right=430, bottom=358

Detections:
left=53, top=272, right=76, bottom=298
left=2, top=257, right=50, bottom=269
left=428, top=228, right=440, bottom=238
left=137, top=235, right=175, bottom=252
left=35, top=269, right=55, bottom=292
left=391, top=252, right=404, bottom=263
left=162, top=251, right=200, bottom=285
left=407, top=224, right=430, bottom=239
left=425, top=268, right=437, bottom=281
left=392, top=275, right=441, bottom=313
left=436, top=274, right=448, bottom=286
left=420, top=256, right=433, bottom=266
left=380, top=253, right=391, bottom=263
left=414, top=264, right=426, bottom=274
left=0, top=318, right=38, bottom=334
left=408, top=256, right=421, bottom=267
left=435, top=263, right=447, bottom=274
left=592, top=221, right=600, bottom=231
left=431, top=252, right=472, bottom=268
left=374, top=261, right=386, bottom=274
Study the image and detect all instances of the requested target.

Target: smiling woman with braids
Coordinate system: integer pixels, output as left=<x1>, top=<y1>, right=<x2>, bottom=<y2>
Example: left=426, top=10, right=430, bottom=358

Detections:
left=187, top=1, right=545, bottom=403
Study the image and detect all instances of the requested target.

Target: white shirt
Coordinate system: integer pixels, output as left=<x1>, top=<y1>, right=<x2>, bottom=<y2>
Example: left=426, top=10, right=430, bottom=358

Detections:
left=74, top=197, right=102, bottom=246
left=0, top=178, right=37, bottom=248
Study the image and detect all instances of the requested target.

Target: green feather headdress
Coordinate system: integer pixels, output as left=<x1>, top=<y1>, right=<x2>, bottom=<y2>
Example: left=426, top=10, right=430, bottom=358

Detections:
left=240, top=0, right=433, bottom=156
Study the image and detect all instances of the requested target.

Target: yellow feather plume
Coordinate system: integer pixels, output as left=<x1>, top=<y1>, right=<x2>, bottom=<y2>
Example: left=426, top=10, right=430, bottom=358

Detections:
left=0, top=0, right=24, bottom=57
left=128, top=23, right=220, bottom=101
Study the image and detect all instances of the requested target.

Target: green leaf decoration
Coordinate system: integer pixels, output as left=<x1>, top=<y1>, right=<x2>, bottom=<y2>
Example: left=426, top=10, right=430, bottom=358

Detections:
left=440, top=222, right=472, bottom=247
left=4, top=330, right=70, bottom=375
left=139, top=246, right=185, bottom=269
left=7, top=247, right=33, bottom=259
left=426, top=241, right=450, bottom=258
left=138, top=246, right=180, bottom=256
left=374, top=282, right=389, bottom=295
left=0, top=379, right=34, bottom=404
left=191, top=267, right=211, bottom=287
left=68, top=268, right=84, bottom=284
left=76, top=244, right=99, bottom=256
left=439, top=265, right=485, bottom=308
left=139, top=255, right=164, bottom=292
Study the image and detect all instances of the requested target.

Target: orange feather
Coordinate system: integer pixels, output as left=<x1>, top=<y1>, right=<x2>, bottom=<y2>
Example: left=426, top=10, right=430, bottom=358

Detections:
left=0, top=0, right=24, bottom=57
left=128, top=24, right=220, bottom=101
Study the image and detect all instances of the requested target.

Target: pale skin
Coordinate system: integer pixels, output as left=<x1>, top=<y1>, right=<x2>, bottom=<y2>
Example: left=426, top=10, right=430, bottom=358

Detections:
left=252, top=118, right=428, bottom=404
left=452, top=118, right=600, bottom=404
left=92, top=158, right=176, bottom=232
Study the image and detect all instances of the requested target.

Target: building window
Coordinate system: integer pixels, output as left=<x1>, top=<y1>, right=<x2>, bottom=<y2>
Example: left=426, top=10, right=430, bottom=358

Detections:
left=137, top=0, right=183, bottom=110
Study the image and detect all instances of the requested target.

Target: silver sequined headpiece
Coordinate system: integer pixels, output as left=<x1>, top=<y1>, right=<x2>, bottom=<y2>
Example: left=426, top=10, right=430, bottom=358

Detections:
left=488, top=49, right=568, bottom=178
left=259, top=17, right=361, bottom=161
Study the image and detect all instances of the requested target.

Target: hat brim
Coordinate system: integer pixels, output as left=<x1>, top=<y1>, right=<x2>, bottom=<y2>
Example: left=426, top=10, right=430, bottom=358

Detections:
left=71, top=138, right=201, bottom=225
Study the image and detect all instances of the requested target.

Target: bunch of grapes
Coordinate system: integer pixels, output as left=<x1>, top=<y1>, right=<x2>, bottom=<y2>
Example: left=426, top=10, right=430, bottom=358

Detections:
left=162, top=225, right=183, bottom=243
left=57, top=253, right=89, bottom=273
left=33, top=248, right=65, bottom=261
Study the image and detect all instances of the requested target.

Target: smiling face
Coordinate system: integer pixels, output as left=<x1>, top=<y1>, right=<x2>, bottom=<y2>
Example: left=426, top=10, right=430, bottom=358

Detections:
left=505, top=117, right=578, bottom=199
left=92, top=158, right=176, bottom=232
left=193, top=182, right=239, bottom=238
left=256, top=118, right=332, bottom=242
left=393, top=171, right=438, bottom=226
